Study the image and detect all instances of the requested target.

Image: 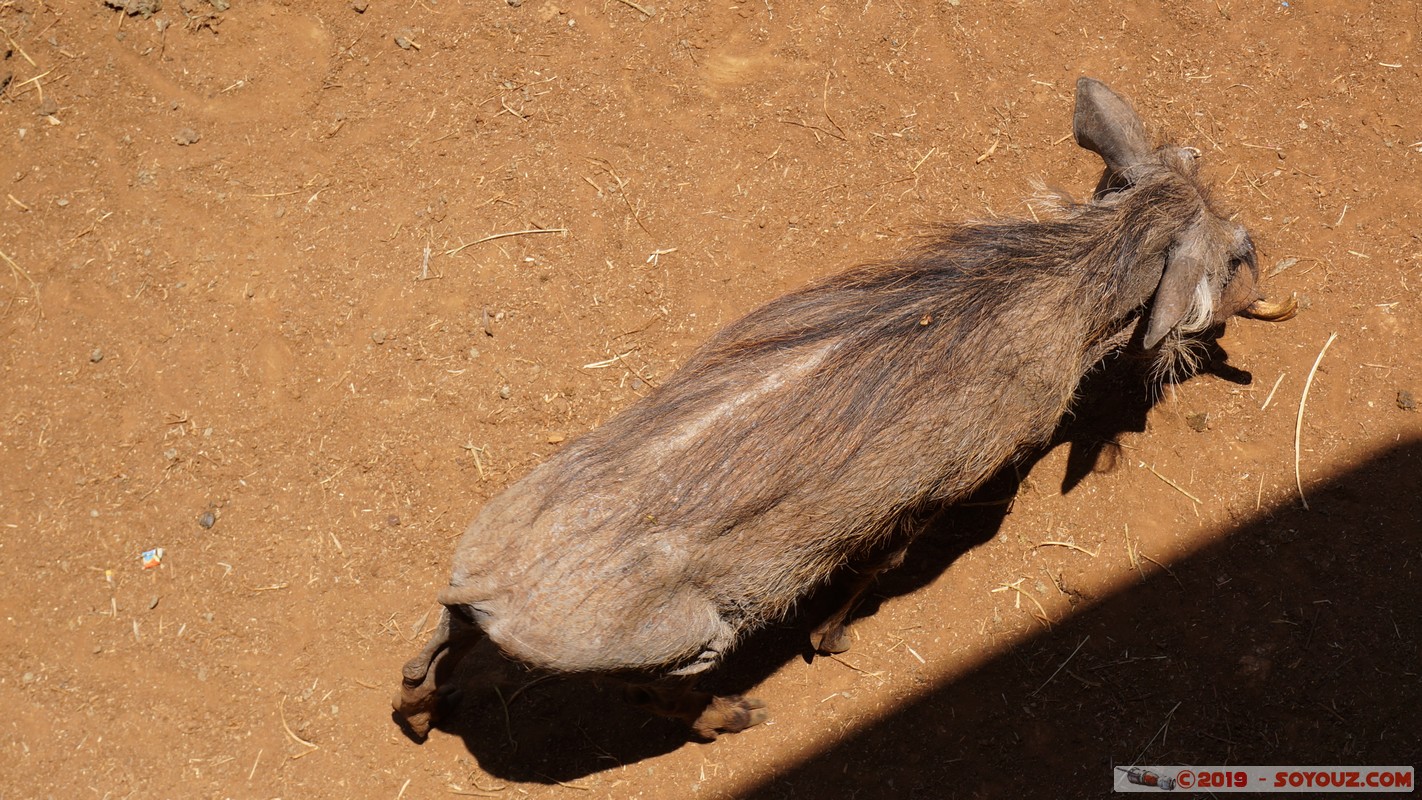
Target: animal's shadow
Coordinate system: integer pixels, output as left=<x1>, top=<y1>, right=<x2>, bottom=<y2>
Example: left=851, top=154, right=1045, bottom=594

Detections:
left=415, top=342, right=1249, bottom=783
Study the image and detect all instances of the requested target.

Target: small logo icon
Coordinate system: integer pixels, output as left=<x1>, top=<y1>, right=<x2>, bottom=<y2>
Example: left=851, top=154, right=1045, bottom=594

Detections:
left=1122, top=767, right=1176, bottom=791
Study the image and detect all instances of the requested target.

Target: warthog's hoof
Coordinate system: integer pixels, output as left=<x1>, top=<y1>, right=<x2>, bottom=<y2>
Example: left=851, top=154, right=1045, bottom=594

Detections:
left=692, top=695, right=768, bottom=741
left=811, top=624, right=852, bottom=655
left=392, top=680, right=441, bottom=741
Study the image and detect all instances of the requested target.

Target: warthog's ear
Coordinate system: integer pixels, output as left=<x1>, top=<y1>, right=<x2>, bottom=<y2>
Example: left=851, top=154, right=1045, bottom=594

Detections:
left=1143, top=218, right=1212, bottom=349
left=1073, top=77, right=1152, bottom=191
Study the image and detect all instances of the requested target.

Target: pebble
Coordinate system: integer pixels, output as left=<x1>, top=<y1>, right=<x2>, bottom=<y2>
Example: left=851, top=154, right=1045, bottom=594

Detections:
left=90, top=348, right=104, bottom=363
left=371, top=330, right=387, bottom=344
left=352, top=0, right=368, bottom=11
left=174, top=127, right=201, bottom=146
left=499, top=385, right=512, bottom=399
left=1186, top=412, right=1209, bottom=432
left=36, top=98, right=59, bottom=117
left=198, top=510, right=216, bottom=529
left=1398, top=389, right=1417, bottom=411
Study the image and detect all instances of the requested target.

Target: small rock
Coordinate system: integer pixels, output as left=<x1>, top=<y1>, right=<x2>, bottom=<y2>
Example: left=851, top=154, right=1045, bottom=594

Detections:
left=499, top=385, right=512, bottom=400
left=467, top=347, right=480, bottom=360
left=103, top=0, right=161, bottom=19
left=387, top=515, right=401, bottom=527
left=90, top=348, right=104, bottom=363
left=22, top=672, right=35, bottom=684
left=36, top=97, right=59, bottom=117
left=393, top=31, right=418, bottom=50
left=148, top=595, right=160, bottom=610
left=92, top=645, right=103, bottom=654
left=197, top=510, right=216, bottom=529
left=507, top=0, right=522, bottom=5
left=209, top=0, right=230, bottom=9
left=174, top=127, right=200, bottom=146
left=164, top=448, right=178, bottom=460
left=1185, top=412, right=1209, bottom=432
left=56, top=198, right=69, bottom=207
left=371, top=330, right=387, bottom=344
left=548, top=433, right=566, bottom=444
left=1398, top=389, right=1417, bottom=411
left=352, top=0, right=368, bottom=11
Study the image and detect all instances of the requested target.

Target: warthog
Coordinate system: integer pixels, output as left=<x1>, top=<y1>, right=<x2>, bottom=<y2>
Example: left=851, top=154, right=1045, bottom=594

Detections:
left=394, top=77, right=1296, bottom=741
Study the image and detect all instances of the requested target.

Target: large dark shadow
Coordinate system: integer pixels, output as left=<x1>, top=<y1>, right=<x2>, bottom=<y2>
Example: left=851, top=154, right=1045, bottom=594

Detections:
left=402, top=348, right=1198, bottom=782
left=741, top=437, right=1422, bottom=799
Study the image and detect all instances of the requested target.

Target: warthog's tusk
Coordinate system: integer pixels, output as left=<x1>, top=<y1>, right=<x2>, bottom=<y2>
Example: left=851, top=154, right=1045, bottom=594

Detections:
left=1243, top=294, right=1299, bottom=322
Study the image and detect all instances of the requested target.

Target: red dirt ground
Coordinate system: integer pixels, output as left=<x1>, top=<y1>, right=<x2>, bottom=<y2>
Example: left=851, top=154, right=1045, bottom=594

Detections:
left=1, top=1, right=1418, bottom=798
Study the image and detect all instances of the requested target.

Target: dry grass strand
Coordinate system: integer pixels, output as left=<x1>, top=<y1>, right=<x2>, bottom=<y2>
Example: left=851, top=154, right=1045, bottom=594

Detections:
left=1294, top=332, right=1338, bottom=510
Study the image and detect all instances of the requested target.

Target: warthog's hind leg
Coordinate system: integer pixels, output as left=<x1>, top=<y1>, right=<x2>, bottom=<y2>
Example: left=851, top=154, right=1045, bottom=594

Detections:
left=392, top=605, right=483, bottom=740
left=623, top=675, right=768, bottom=741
